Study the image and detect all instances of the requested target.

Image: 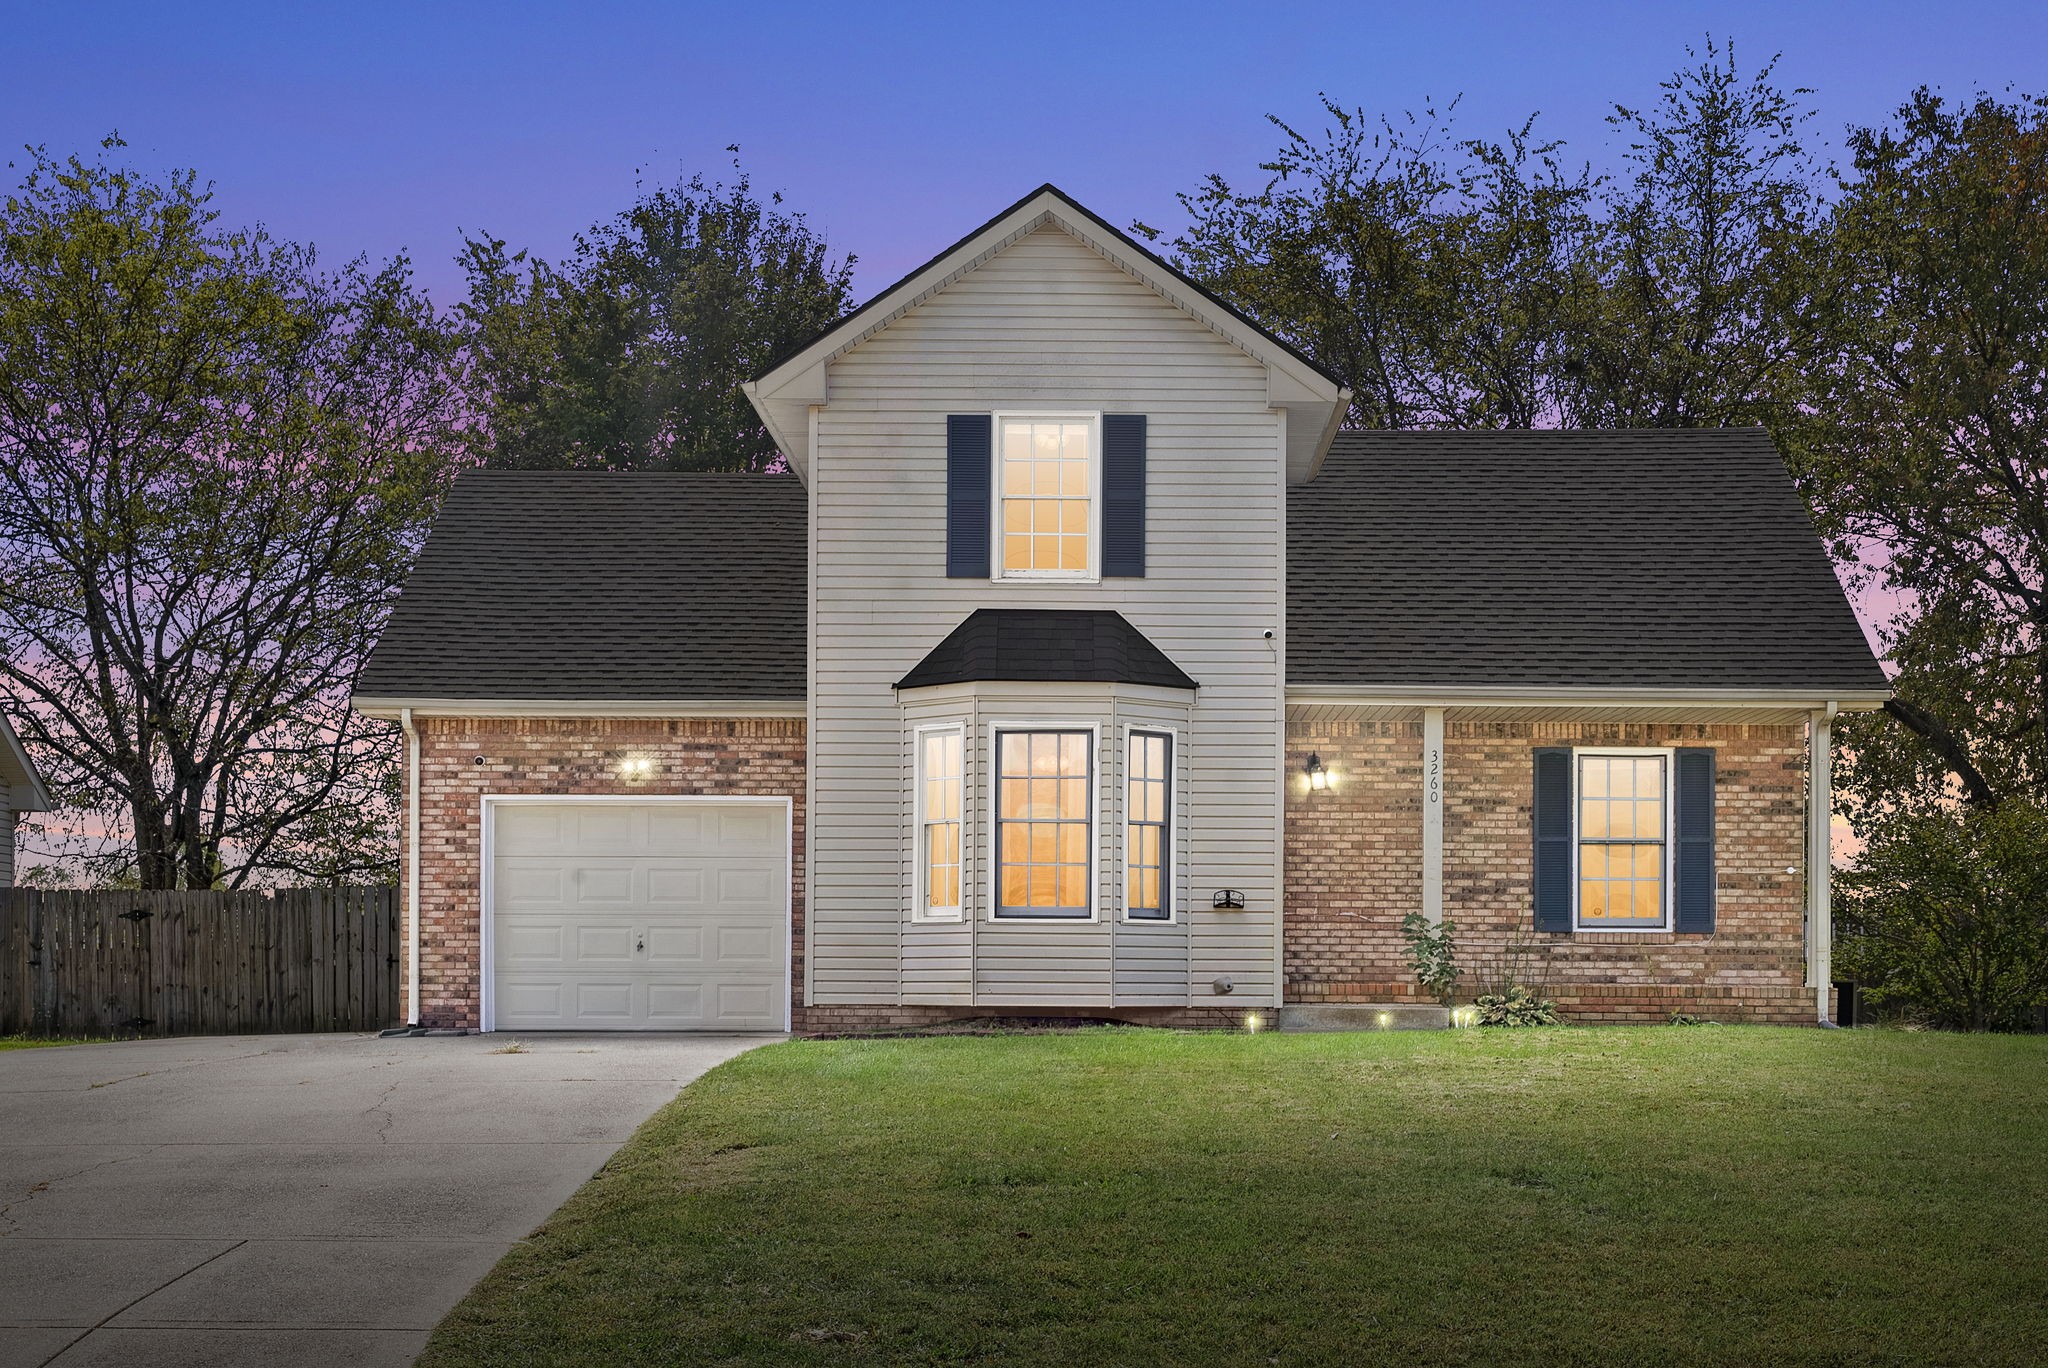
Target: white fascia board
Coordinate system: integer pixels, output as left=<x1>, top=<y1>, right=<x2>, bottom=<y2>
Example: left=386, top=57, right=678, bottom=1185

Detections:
left=0, top=714, right=52, bottom=812
left=893, top=680, right=1197, bottom=709
left=745, top=187, right=1349, bottom=482
left=352, top=696, right=806, bottom=720
left=1285, top=685, right=1891, bottom=711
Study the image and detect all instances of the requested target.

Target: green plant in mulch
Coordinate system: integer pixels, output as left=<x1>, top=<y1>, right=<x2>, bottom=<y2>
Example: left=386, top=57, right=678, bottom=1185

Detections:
left=1475, top=985, right=1562, bottom=1027
left=1399, top=912, right=1460, bottom=1006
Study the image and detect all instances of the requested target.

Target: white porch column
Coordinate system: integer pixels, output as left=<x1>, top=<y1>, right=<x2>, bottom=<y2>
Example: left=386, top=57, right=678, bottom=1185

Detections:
left=1807, top=705, right=1836, bottom=1023
left=1422, top=707, right=1445, bottom=924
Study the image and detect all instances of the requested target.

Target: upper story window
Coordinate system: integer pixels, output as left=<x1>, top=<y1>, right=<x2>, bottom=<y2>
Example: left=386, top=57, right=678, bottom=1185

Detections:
left=995, top=729, right=1093, bottom=918
left=1576, top=751, right=1670, bottom=930
left=997, top=415, right=1097, bottom=580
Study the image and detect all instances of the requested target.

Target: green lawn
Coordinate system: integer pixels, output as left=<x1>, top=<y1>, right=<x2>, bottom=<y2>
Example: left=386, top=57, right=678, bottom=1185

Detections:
left=0, top=1036, right=102, bottom=1050
left=422, top=1027, right=2048, bottom=1367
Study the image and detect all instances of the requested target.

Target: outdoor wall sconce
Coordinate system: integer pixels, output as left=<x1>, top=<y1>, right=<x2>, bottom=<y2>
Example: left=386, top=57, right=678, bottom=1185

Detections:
left=616, top=755, right=656, bottom=783
left=1305, top=752, right=1331, bottom=792
left=1212, top=889, right=1245, bottom=910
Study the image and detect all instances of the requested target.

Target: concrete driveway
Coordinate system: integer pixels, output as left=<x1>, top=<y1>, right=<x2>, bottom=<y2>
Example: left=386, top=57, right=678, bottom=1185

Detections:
left=0, top=1031, right=776, bottom=1368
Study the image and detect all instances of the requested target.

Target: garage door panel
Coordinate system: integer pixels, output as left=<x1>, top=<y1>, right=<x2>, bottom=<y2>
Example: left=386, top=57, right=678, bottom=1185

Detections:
left=714, top=983, right=776, bottom=1023
left=499, top=921, right=567, bottom=962
left=643, top=924, right=706, bottom=964
left=708, top=808, right=781, bottom=852
left=715, top=924, right=776, bottom=964
left=494, top=806, right=567, bottom=851
left=645, top=983, right=705, bottom=1023
left=496, top=862, right=570, bottom=909
left=574, top=924, right=637, bottom=962
left=570, top=807, right=642, bottom=852
left=497, top=979, right=566, bottom=1020
left=646, top=807, right=711, bottom=852
left=570, top=864, right=637, bottom=907
left=491, top=801, right=788, bottom=1032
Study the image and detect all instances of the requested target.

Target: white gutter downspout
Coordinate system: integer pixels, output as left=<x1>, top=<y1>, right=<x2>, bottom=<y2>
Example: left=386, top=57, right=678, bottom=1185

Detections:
left=1808, top=702, right=1838, bottom=1026
left=401, top=707, right=421, bottom=1027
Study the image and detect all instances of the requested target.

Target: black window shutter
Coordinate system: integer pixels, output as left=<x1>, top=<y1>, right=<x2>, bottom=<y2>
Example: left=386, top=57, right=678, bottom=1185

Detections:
left=1532, top=747, right=1573, bottom=933
left=1102, top=414, right=1146, bottom=577
left=946, top=414, right=992, bottom=578
left=1674, top=747, right=1717, bottom=933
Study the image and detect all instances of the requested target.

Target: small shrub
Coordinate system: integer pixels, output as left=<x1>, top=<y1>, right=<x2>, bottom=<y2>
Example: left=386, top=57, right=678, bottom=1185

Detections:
left=1475, top=986, right=1562, bottom=1027
left=1667, top=1011, right=1720, bottom=1027
left=1399, top=912, right=1460, bottom=1005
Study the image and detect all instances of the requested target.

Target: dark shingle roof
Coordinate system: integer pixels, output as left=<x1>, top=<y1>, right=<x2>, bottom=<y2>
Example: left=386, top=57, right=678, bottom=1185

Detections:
left=897, top=610, right=1198, bottom=691
left=355, top=471, right=806, bottom=702
left=1288, top=428, right=1888, bottom=692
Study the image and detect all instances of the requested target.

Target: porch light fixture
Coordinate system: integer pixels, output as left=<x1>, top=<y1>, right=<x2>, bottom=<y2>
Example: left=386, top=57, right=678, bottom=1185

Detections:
left=616, top=755, right=656, bottom=783
left=1305, top=753, right=1331, bottom=792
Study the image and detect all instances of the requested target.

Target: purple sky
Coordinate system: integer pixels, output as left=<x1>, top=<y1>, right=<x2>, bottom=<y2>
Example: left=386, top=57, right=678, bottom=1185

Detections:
left=10, top=1, right=2047, bottom=305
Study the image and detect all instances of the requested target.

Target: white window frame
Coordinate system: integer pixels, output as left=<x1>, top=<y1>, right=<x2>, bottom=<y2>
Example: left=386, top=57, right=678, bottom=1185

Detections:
left=1123, top=726, right=1179, bottom=923
left=989, top=410, right=1103, bottom=584
left=1570, top=746, right=1676, bottom=934
left=987, top=721, right=1101, bottom=922
left=912, top=723, right=966, bottom=922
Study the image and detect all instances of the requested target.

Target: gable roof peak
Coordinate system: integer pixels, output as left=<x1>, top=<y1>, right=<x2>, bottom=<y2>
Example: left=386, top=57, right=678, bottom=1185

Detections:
left=743, top=183, right=1351, bottom=484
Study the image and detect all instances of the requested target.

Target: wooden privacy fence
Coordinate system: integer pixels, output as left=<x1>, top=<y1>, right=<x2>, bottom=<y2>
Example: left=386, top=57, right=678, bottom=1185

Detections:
left=0, top=887, right=399, bottom=1038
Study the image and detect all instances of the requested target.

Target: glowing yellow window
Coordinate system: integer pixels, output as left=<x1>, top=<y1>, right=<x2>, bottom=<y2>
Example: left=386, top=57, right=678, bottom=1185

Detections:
left=998, top=417, right=1094, bottom=578
left=995, top=730, right=1092, bottom=918
left=1576, top=753, right=1669, bottom=929
left=919, top=729, right=963, bottom=918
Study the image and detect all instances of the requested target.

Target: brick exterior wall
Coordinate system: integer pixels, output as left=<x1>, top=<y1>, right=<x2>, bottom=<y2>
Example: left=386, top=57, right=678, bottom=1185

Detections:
left=1285, top=717, right=1820, bottom=1025
left=403, top=716, right=806, bottom=1029
left=403, top=713, right=1818, bottom=1032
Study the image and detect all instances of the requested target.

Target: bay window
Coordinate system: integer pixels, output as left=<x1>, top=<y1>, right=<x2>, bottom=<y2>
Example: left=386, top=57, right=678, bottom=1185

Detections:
left=995, top=729, right=1093, bottom=918
left=917, top=727, right=963, bottom=920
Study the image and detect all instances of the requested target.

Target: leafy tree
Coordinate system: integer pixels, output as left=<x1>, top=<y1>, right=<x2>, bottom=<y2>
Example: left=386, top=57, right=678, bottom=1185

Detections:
left=460, top=156, right=854, bottom=471
left=1138, top=98, right=1598, bottom=430
left=1564, top=39, right=1829, bottom=428
left=1795, top=89, right=2048, bottom=816
left=1835, top=800, right=2048, bottom=1030
left=0, top=139, right=463, bottom=889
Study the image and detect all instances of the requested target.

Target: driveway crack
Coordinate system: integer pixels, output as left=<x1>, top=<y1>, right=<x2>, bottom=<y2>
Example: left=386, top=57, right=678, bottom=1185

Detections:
left=0, top=1144, right=170, bottom=1237
left=364, top=1076, right=403, bottom=1144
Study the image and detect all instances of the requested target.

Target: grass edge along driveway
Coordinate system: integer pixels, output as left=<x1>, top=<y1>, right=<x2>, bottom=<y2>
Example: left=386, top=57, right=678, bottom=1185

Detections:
left=421, top=1026, right=2047, bottom=1367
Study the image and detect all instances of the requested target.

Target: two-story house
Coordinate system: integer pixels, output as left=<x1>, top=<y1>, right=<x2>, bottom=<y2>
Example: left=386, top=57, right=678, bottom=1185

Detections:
left=354, top=186, right=1889, bottom=1033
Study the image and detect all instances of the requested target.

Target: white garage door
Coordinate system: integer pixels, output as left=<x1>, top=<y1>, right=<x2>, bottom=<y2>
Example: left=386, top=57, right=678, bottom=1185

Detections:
left=488, top=800, right=789, bottom=1031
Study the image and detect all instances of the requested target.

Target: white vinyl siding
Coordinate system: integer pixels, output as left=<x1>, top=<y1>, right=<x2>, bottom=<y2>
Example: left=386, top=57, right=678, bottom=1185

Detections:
left=0, top=797, right=14, bottom=887
left=810, top=222, right=1284, bottom=1009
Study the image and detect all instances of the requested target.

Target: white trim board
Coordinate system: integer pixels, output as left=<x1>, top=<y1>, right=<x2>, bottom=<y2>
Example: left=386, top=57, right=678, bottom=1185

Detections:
left=476, top=793, right=795, bottom=1033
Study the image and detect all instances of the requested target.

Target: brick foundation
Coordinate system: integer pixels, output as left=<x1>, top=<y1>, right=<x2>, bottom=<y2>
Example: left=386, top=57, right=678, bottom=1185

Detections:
left=403, top=716, right=806, bottom=1029
left=1285, top=718, right=1819, bottom=1025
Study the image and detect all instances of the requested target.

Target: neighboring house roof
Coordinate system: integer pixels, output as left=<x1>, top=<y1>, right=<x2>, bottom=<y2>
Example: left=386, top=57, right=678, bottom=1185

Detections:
left=353, top=471, right=807, bottom=709
left=1288, top=428, right=1890, bottom=695
left=896, top=610, right=1198, bottom=691
left=743, top=184, right=1352, bottom=485
left=0, top=711, right=53, bottom=812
